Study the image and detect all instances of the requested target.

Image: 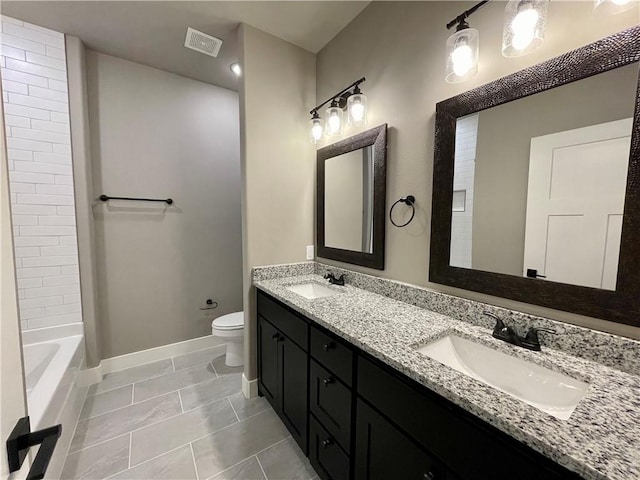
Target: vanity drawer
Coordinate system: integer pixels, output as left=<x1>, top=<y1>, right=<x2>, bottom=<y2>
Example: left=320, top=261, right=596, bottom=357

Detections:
left=309, top=414, right=351, bottom=480
left=257, top=291, right=308, bottom=350
left=311, top=325, right=354, bottom=385
left=310, top=359, right=352, bottom=451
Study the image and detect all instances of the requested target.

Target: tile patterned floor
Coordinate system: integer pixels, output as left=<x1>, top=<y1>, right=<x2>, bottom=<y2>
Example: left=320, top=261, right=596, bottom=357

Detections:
left=61, top=345, right=318, bottom=480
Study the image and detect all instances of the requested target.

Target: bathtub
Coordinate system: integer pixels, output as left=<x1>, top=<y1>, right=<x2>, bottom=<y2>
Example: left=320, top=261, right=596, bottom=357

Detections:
left=21, top=324, right=88, bottom=479
left=23, top=334, right=84, bottom=430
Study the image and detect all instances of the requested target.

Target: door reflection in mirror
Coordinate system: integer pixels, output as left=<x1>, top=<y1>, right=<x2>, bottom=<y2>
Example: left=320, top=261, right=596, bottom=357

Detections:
left=449, top=62, right=637, bottom=290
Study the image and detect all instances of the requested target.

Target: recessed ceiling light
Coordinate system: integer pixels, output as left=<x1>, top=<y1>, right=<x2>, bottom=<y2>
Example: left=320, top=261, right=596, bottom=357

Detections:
left=230, top=63, right=241, bottom=76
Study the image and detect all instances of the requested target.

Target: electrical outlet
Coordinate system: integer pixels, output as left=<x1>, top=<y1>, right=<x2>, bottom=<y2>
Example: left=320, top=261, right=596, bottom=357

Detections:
left=306, top=245, right=314, bottom=260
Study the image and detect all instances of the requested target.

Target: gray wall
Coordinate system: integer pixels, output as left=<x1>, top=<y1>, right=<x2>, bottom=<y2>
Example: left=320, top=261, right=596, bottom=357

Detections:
left=472, top=63, right=638, bottom=276
left=86, top=51, right=242, bottom=359
left=316, top=1, right=639, bottom=339
left=239, top=24, right=316, bottom=381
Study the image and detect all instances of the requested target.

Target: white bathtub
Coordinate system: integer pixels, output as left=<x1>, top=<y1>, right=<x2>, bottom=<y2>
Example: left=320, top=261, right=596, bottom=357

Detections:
left=22, top=325, right=88, bottom=479
left=22, top=333, right=85, bottom=430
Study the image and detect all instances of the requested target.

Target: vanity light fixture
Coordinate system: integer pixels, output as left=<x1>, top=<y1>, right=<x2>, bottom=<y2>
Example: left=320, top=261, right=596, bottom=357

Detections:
left=308, top=77, right=367, bottom=142
left=445, top=2, right=487, bottom=83
left=593, top=0, right=637, bottom=15
left=502, top=0, right=549, bottom=57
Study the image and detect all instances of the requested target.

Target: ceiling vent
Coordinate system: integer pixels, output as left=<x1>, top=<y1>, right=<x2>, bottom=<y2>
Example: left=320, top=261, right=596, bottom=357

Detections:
left=184, top=27, right=223, bottom=57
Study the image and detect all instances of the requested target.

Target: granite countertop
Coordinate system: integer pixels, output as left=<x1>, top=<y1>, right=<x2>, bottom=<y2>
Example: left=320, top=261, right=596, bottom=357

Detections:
left=254, top=273, right=640, bottom=480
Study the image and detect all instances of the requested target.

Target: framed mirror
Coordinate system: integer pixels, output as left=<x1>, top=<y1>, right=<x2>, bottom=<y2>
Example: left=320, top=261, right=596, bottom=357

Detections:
left=317, top=124, right=387, bottom=269
left=430, top=26, right=640, bottom=327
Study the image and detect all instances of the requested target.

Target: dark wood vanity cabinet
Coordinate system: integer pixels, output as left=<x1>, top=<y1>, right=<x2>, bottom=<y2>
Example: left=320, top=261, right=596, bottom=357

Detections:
left=257, top=293, right=309, bottom=454
left=256, top=292, right=582, bottom=480
left=355, top=398, right=448, bottom=480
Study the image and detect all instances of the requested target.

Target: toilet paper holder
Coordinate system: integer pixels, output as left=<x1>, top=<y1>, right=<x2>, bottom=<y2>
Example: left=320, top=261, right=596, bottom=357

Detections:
left=200, top=299, right=218, bottom=310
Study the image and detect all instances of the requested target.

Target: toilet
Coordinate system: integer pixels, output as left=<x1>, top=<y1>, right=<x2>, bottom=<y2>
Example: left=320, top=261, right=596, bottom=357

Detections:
left=211, top=311, right=244, bottom=367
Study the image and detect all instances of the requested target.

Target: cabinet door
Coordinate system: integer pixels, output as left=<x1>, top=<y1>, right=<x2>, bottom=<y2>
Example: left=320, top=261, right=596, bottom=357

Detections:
left=355, top=399, right=445, bottom=480
left=309, top=415, right=351, bottom=480
left=258, top=316, right=279, bottom=406
left=279, top=335, right=309, bottom=454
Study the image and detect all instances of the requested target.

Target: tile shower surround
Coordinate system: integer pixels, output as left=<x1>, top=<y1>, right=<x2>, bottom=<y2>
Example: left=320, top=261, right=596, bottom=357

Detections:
left=253, top=262, right=640, bottom=480
left=62, top=344, right=318, bottom=480
left=252, top=261, right=638, bottom=375
left=0, top=15, right=82, bottom=331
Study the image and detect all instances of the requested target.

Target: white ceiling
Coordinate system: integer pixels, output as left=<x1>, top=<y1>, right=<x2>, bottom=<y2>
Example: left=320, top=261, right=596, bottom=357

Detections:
left=0, top=1, right=370, bottom=91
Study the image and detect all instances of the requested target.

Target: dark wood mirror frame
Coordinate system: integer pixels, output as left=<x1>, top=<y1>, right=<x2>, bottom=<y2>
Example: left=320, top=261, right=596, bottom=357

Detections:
left=317, top=124, right=387, bottom=270
left=430, top=26, right=640, bottom=327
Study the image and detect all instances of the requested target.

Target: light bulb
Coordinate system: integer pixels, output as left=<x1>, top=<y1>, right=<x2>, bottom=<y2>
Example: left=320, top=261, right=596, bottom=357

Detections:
left=512, top=31, right=535, bottom=50
left=511, top=8, right=539, bottom=34
left=350, top=101, right=365, bottom=122
left=328, top=113, right=340, bottom=133
left=325, top=104, right=343, bottom=136
left=310, top=120, right=323, bottom=142
left=451, top=44, right=473, bottom=76
left=510, top=8, right=538, bottom=50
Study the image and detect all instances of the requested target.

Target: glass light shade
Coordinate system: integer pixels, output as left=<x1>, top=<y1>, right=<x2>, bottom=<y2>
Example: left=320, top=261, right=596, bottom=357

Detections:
left=502, top=0, right=549, bottom=57
left=310, top=117, right=323, bottom=143
left=593, top=0, right=637, bottom=15
left=325, top=105, right=344, bottom=136
left=445, top=27, right=479, bottom=83
left=347, top=93, right=368, bottom=126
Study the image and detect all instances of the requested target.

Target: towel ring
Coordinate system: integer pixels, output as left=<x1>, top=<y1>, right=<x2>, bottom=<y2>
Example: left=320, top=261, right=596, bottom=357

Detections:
left=389, top=195, right=416, bottom=228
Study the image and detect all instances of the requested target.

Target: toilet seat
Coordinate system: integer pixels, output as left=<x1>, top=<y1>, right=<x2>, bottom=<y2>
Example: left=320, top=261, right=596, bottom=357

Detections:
left=212, top=312, right=244, bottom=331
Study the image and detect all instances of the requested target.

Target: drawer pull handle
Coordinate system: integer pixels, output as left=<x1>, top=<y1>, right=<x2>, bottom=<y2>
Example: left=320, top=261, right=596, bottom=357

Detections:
left=322, top=438, right=333, bottom=448
left=322, top=377, right=335, bottom=386
left=323, top=342, right=336, bottom=351
left=423, top=472, right=435, bottom=480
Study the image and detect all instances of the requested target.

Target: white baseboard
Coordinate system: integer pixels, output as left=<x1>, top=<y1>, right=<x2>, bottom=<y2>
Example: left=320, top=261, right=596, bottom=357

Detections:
left=242, top=373, right=258, bottom=398
left=101, top=335, right=226, bottom=375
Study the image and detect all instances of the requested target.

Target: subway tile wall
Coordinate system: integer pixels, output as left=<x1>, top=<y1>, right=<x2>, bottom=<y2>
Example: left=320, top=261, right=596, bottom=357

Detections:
left=1, top=15, right=82, bottom=331
left=450, top=113, right=478, bottom=269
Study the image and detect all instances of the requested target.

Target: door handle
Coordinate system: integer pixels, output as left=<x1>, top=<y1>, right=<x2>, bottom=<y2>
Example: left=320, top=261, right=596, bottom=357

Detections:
left=6, top=416, right=62, bottom=480
left=322, top=438, right=333, bottom=448
left=322, top=377, right=335, bottom=386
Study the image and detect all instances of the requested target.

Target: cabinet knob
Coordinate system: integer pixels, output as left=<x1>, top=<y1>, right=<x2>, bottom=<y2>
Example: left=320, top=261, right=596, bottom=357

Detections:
left=322, top=438, right=333, bottom=448
left=322, top=377, right=335, bottom=387
left=423, top=472, right=436, bottom=480
left=323, top=342, right=336, bottom=351
left=271, top=333, right=280, bottom=340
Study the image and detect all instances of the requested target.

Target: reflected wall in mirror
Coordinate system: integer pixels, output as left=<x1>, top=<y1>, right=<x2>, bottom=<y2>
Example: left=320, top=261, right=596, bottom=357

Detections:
left=325, top=145, right=374, bottom=253
left=431, top=26, right=640, bottom=327
left=317, top=124, right=387, bottom=269
left=449, top=63, right=637, bottom=291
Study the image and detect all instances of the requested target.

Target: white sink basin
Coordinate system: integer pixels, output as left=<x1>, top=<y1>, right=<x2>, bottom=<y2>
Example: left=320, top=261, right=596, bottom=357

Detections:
left=416, top=335, right=588, bottom=420
left=286, top=283, right=339, bottom=300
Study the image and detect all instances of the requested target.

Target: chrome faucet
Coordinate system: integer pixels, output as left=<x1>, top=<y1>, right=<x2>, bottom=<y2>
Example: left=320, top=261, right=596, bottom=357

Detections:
left=324, top=272, right=345, bottom=286
left=485, top=312, right=556, bottom=352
